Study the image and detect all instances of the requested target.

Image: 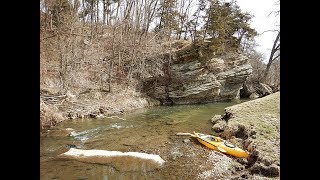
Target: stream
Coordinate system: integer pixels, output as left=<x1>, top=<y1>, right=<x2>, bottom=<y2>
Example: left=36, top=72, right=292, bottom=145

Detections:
left=40, top=101, right=244, bottom=179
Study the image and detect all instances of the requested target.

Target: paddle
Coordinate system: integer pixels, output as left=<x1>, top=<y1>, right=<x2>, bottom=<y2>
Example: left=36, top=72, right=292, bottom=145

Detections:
left=175, top=132, right=196, bottom=137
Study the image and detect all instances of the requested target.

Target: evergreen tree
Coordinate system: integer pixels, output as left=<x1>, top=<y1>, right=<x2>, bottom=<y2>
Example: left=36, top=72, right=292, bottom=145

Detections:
left=155, top=0, right=179, bottom=39
left=203, top=0, right=257, bottom=53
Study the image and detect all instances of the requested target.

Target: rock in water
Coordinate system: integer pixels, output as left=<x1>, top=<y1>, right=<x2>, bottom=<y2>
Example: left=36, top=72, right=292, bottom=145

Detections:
left=183, top=139, right=191, bottom=143
left=58, top=148, right=165, bottom=172
left=211, top=115, right=222, bottom=124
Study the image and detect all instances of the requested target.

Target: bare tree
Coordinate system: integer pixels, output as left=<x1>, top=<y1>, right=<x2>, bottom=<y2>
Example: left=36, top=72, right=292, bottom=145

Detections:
left=41, top=0, right=260, bottom=96
left=260, top=0, right=280, bottom=83
left=261, top=31, right=280, bottom=82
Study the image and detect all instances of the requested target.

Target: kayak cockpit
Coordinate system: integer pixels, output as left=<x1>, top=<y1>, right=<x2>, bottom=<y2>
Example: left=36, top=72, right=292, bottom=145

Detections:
left=198, top=134, right=223, bottom=142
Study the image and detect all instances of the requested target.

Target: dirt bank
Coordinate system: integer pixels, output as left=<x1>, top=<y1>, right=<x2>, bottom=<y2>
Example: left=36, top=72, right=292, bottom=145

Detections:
left=207, top=92, right=280, bottom=179
left=40, top=85, right=160, bottom=130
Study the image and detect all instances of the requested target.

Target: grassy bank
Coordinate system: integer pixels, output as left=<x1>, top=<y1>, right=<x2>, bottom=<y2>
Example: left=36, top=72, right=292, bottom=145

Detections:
left=210, top=92, right=280, bottom=179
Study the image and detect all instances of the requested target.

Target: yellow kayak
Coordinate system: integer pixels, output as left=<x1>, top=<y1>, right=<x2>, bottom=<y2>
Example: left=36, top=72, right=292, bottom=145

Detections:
left=193, top=131, right=250, bottom=158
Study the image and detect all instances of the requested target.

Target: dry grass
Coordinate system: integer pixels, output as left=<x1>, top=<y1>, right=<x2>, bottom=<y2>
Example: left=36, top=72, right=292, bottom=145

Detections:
left=226, top=92, right=280, bottom=164
left=40, top=101, right=65, bottom=129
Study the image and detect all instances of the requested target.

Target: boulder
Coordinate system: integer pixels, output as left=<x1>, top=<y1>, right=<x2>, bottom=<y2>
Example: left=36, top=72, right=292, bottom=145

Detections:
left=211, top=115, right=222, bottom=124
left=212, top=120, right=227, bottom=133
left=183, top=139, right=191, bottom=143
left=240, top=82, right=273, bottom=98
left=249, top=92, right=259, bottom=99
left=46, top=128, right=74, bottom=137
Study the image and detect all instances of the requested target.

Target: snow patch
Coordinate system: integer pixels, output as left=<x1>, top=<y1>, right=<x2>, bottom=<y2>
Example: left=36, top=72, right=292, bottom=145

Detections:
left=64, top=148, right=165, bottom=164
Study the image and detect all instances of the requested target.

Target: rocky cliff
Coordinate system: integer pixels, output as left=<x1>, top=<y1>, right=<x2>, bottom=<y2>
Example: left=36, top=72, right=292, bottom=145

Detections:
left=143, top=40, right=253, bottom=105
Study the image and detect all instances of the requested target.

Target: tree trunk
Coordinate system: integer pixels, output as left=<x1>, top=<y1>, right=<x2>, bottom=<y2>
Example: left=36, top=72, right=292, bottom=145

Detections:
left=58, top=35, right=66, bottom=91
left=261, top=32, right=280, bottom=82
left=145, top=0, right=158, bottom=37
left=44, top=0, right=48, bottom=29
left=184, top=26, right=188, bottom=39
left=103, top=0, right=106, bottom=24
left=193, top=10, right=200, bottom=42
left=96, top=0, right=99, bottom=33
left=108, top=60, right=113, bottom=92
left=90, top=0, right=94, bottom=39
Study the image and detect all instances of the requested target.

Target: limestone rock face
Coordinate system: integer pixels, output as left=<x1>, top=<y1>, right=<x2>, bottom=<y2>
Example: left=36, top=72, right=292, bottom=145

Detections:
left=143, top=40, right=252, bottom=105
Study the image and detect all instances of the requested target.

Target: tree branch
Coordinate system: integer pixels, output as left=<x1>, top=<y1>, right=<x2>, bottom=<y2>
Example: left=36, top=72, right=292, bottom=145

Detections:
left=259, top=29, right=279, bottom=35
left=41, top=34, right=57, bottom=42
left=274, top=43, right=280, bottom=51
left=272, top=54, right=280, bottom=61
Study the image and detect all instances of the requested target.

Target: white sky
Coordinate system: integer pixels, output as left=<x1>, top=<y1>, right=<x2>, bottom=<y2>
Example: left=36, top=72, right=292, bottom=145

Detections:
left=236, top=0, right=280, bottom=61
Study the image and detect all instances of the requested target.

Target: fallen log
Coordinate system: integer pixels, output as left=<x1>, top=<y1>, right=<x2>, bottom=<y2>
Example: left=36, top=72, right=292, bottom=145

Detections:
left=58, top=148, right=165, bottom=172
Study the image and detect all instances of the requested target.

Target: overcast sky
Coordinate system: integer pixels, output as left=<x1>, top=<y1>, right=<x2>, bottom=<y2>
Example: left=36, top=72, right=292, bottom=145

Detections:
left=236, top=0, right=280, bottom=61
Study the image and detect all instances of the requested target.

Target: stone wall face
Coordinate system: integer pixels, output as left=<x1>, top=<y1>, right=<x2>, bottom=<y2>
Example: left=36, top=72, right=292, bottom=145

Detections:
left=143, top=41, right=253, bottom=105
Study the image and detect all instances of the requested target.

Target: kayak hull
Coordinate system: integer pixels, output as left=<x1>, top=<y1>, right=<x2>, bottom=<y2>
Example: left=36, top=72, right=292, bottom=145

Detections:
left=193, top=132, right=250, bottom=158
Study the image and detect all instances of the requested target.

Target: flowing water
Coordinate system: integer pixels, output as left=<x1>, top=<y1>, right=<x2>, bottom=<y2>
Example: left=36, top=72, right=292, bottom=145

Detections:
left=40, top=101, right=244, bottom=180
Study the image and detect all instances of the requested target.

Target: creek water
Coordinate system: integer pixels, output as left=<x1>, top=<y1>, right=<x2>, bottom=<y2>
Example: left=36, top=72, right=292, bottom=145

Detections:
left=40, top=101, right=243, bottom=180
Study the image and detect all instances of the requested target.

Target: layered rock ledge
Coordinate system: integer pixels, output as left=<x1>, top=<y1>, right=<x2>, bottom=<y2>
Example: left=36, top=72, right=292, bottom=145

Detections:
left=143, top=40, right=253, bottom=105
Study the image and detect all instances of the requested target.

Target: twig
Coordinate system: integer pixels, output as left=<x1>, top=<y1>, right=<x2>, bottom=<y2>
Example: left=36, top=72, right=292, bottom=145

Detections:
left=41, top=94, right=67, bottom=99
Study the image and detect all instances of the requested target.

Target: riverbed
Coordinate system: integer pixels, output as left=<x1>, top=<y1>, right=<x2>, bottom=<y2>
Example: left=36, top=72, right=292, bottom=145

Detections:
left=40, top=101, right=243, bottom=179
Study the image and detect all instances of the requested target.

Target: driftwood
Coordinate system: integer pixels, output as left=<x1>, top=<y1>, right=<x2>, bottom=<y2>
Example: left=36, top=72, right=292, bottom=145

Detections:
left=40, top=94, right=67, bottom=105
left=41, top=94, right=67, bottom=99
